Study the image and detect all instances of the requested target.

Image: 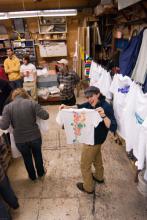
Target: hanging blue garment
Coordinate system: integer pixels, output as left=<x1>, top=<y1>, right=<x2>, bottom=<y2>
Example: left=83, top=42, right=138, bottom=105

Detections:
left=119, top=28, right=147, bottom=77
left=142, top=73, right=147, bottom=94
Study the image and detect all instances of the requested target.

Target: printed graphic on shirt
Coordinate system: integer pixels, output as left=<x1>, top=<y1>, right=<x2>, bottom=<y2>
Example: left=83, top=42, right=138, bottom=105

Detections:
left=110, top=74, right=132, bottom=139
left=135, top=112, right=144, bottom=125
left=124, top=82, right=147, bottom=159
left=56, top=108, right=102, bottom=145
left=71, top=112, right=86, bottom=143
left=118, top=85, right=130, bottom=94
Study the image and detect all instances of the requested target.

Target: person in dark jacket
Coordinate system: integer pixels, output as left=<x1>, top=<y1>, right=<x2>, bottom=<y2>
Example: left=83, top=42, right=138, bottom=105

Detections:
left=0, top=88, right=49, bottom=181
left=0, top=137, right=19, bottom=210
left=60, top=86, right=117, bottom=194
left=0, top=79, right=12, bottom=115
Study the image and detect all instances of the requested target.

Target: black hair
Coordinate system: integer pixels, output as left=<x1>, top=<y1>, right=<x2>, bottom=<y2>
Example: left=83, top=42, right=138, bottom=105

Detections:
left=6, top=48, right=13, bottom=52
left=23, top=55, right=30, bottom=63
left=99, top=93, right=106, bottom=101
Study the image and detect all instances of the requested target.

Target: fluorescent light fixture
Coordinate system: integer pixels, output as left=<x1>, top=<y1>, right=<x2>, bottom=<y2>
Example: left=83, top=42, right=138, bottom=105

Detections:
left=8, top=10, right=41, bottom=18
left=41, top=9, right=77, bottom=17
left=0, top=12, right=8, bottom=20
left=0, top=9, right=77, bottom=20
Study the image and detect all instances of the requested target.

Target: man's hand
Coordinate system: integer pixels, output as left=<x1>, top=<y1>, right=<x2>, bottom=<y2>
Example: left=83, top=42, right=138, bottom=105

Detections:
left=59, top=84, right=64, bottom=91
left=59, top=104, right=66, bottom=110
left=96, top=107, right=106, bottom=118
left=134, top=169, right=141, bottom=183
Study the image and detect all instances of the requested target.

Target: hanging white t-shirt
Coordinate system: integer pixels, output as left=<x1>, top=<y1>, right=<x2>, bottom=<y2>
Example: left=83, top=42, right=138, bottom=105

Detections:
left=91, top=69, right=112, bottom=100
left=20, top=63, right=36, bottom=82
left=110, top=74, right=132, bottom=139
left=89, top=61, right=101, bottom=81
left=90, top=64, right=112, bottom=100
left=123, top=82, right=137, bottom=152
left=124, top=83, right=147, bottom=158
left=137, top=118, right=147, bottom=181
left=56, top=108, right=102, bottom=145
left=142, top=118, right=147, bottom=181
left=131, top=29, right=147, bottom=84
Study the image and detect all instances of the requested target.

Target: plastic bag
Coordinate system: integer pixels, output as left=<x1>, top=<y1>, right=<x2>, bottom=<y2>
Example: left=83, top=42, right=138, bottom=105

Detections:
left=36, top=118, right=49, bottom=134
left=10, top=133, right=21, bottom=158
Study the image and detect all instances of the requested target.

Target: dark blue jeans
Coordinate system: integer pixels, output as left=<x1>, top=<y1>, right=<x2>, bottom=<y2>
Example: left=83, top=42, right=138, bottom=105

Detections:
left=0, top=175, right=19, bottom=209
left=16, top=138, right=45, bottom=180
left=0, top=200, right=12, bottom=220
left=9, top=79, right=23, bottom=90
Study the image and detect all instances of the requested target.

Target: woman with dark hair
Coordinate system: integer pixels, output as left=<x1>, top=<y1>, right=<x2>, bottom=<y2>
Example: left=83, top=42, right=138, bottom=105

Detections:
left=0, top=88, right=49, bottom=181
left=20, top=55, right=37, bottom=100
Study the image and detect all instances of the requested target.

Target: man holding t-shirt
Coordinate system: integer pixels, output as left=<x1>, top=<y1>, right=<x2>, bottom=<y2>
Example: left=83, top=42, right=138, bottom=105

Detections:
left=60, top=86, right=117, bottom=194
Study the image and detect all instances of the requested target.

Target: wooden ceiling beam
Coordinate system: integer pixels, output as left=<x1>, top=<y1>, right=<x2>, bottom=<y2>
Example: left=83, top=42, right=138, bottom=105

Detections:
left=140, top=2, right=147, bottom=16
left=88, top=0, right=101, bottom=7
left=0, top=0, right=100, bottom=12
left=120, top=11, right=130, bottom=21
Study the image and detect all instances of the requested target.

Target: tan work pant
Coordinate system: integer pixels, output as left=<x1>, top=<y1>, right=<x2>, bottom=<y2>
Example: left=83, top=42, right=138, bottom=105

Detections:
left=23, top=81, right=37, bottom=100
left=81, top=144, right=104, bottom=192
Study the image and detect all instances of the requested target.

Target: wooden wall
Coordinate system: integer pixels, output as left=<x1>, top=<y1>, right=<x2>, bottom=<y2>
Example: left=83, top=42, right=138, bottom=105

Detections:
left=0, top=16, right=81, bottom=69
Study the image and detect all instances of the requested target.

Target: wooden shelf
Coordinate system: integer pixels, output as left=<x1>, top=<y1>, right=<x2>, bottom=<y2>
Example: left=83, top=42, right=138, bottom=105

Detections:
left=13, top=39, right=34, bottom=42
left=38, top=17, right=67, bottom=34
left=39, top=31, right=67, bottom=34
left=40, top=55, right=67, bottom=58
left=11, top=40, right=37, bottom=64
left=37, top=32, right=67, bottom=35
left=38, top=39, right=66, bottom=41
left=0, top=48, right=10, bottom=50
left=13, top=46, right=34, bottom=48
left=40, top=23, right=66, bottom=25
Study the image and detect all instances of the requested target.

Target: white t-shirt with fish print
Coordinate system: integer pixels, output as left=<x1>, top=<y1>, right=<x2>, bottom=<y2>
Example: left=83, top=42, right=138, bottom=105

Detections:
left=56, top=108, right=102, bottom=145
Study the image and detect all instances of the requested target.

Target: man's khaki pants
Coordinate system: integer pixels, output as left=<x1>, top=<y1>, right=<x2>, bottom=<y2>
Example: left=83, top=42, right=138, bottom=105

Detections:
left=81, top=144, right=104, bottom=192
left=23, top=81, right=37, bottom=100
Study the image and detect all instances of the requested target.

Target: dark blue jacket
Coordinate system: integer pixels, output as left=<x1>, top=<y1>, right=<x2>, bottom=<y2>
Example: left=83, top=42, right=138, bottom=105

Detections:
left=119, top=28, right=146, bottom=77
left=77, top=96, right=117, bottom=145
left=143, top=74, right=147, bottom=94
